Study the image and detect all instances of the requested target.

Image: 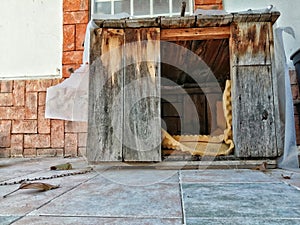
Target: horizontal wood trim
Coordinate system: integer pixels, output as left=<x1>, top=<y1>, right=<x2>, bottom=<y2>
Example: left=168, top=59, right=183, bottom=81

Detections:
left=161, top=27, right=230, bottom=41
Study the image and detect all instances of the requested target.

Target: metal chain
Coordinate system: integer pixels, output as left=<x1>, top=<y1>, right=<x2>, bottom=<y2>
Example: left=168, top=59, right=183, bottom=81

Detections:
left=0, top=167, right=94, bottom=186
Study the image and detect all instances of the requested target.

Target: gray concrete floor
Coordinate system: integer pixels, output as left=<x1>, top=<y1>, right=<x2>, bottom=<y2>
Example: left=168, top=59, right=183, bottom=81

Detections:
left=1, top=157, right=300, bottom=225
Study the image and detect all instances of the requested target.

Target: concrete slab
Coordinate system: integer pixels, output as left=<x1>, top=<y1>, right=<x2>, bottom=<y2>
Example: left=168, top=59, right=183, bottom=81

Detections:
left=266, top=169, right=300, bottom=190
left=13, top=216, right=182, bottom=225
left=29, top=174, right=182, bottom=219
left=96, top=169, right=179, bottom=186
left=182, top=182, right=300, bottom=219
left=186, top=218, right=300, bottom=225
left=0, top=172, right=96, bottom=216
left=180, top=169, right=279, bottom=183
left=0, top=216, right=20, bottom=225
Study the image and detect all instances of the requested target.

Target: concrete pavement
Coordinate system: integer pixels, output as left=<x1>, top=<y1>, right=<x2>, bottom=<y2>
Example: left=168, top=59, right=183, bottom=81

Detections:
left=1, top=157, right=300, bottom=225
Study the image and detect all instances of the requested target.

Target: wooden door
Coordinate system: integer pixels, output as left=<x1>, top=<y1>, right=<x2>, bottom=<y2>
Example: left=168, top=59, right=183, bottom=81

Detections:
left=87, top=27, right=161, bottom=162
left=230, top=22, right=280, bottom=157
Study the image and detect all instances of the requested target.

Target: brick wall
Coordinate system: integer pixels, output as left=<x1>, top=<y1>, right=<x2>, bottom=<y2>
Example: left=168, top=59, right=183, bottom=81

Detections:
left=0, top=0, right=89, bottom=158
left=194, top=0, right=223, bottom=10
left=290, top=70, right=300, bottom=145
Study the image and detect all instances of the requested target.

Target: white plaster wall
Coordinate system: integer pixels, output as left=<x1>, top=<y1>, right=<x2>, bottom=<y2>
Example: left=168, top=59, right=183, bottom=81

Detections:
left=223, top=0, right=300, bottom=68
left=0, top=0, right=62, bottom=80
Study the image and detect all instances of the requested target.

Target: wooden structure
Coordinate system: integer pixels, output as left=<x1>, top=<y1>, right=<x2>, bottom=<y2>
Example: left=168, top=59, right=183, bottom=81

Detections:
left=87, top=11, right=282, bottom=162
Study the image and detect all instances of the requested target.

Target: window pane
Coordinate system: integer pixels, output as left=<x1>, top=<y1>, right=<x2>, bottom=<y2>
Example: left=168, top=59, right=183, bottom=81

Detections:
left=114, top=0, right=130, bottom=14
left=153, top=0, right=169, bottom=15
left=94, top=2, right=111, bottom=14
left=134, top=0, right=150, bottom=16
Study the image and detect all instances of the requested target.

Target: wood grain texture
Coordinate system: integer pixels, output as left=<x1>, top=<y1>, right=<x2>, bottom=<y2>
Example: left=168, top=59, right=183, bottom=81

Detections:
left=87, top=28, right=125, bottom=162
left=161, top=27, right=230, bottom=41
left=231, top=22, right=271, bottom=66
left=232, top=66, right=277, bottom=157
left=123, top=28, right=161, bottom=162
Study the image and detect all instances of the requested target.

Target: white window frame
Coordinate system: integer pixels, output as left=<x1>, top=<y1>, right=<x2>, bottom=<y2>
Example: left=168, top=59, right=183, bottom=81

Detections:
left=91, top=0, right=194, bottom=18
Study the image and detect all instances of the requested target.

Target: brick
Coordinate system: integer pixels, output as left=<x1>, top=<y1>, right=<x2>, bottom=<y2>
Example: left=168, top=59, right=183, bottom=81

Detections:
left=65, top=133, right=78, bottom=156
left=292, top=84, right=299, bottom=100
left=62, top=64, right=81, bottom=78
left=63, top=51, right=83, bottom=65
left=0, top=93, right=13, bottom=106
left=0, top=120, right=11, bottom=147
left=23, top=148, right=37, bottom=157
left=64, top=25, right=75, bottom=51
left=0, top=107, right=25, bottom=120
left=64, top=0, right=89, bottom=11
left=65, top=121, right=88, bottom=133
left=11, top=134, right=23, bottom=157
left=12, top=120, right=37, bottom=134
left=51, top=120, right=65, bottom=148
left=37, top=148, right=63, bottom=157
left=25, top=92, right=38, bottom=119
left=38, top=92, right=46, bottom=106
left=52, top=78, right=64, bottom=86
left=13, top=81, right=25, bottom=106
left=195, top=4, right=223, bottom=10
left=38, top=106, right=50, bottom=134
left=78, top=147, right=86, bottom=157
left=289, top=69, right=297, bottom=85
left=26, top=80, right=53, bottom=92
left=195, top=0, right=223, bottom=5
left=0, top=148, right=10, bottom=157
left=78, top=132, right=87, bottom=147
left=24, top=134, right=50, bottom=148
left=1, top=81, right=13, bottom=93
left=76, top=23, right=86, bottom=51
left=64, top=11, right=89, bottom=25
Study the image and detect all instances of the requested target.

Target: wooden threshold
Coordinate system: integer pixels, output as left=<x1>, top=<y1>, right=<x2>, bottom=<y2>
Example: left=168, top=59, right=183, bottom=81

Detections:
left=160, top=27, right=230, bottom=41
left=90, top=159, right=277, bottom=170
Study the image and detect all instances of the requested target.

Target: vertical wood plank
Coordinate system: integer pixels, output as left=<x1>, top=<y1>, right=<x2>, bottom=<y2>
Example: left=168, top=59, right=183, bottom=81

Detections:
left=123, top=28, right=161, bottom=162
left=87, top=28, right=124, bottom=162
left=230, top=21, right=279, bottom=157
left=232, top=66, right=276, bottom=157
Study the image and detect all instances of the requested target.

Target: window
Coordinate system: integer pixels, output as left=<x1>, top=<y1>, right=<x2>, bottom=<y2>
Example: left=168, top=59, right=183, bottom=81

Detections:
left=91, top=0, right=194, bottom=18
left=0, top=0, right=62, bottom=80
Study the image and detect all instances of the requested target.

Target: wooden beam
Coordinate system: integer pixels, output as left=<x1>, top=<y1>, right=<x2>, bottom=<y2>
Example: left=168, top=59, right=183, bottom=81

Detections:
left=160, top=27, right=230, bottom=41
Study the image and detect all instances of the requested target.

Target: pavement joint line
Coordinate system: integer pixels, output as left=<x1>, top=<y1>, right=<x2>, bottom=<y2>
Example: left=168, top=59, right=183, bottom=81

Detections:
left=180, top=181, right=283, bottom=184
left=178, top=170, right=186, bottom=225
left=31, top=214, right=183, bottom=219
left=186, top=216, right=300, bottom=220
left=25, top=173, right=99, bottom=218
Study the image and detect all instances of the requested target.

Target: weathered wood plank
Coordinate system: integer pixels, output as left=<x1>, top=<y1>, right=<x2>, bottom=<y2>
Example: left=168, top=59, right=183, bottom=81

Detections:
left=161, top=27, right=230, bottom=41
left=231, top=66, right=277, bottom=157
left=103, top=19, right=126, bottom=28
left=230, top=22, right=271, bottom=66
left=160, top=16, right=196, bottom=29
left=87, top=28, right=125, bottom=162
left=123, top=28, right=161, bottom=162
left=196, top=14, right=233, bottom=28
left=125, top=18, right=160, bottom=28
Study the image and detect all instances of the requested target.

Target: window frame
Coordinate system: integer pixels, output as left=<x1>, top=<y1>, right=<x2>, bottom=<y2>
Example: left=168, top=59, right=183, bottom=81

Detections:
left=91, top=0, right=194, bottom=18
